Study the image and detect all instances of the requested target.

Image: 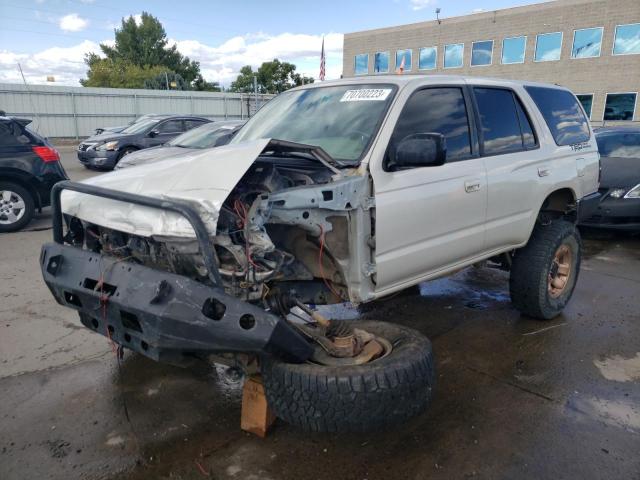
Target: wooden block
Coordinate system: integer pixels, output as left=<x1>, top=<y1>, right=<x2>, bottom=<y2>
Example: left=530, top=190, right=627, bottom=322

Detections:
left=241, top=376, right=276, bottom=438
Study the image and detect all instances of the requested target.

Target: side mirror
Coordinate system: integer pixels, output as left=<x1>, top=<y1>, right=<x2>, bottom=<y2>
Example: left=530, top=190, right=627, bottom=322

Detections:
left=393, top=133, right=447, bottom=169
left=148, top=129, right=159, bottom=138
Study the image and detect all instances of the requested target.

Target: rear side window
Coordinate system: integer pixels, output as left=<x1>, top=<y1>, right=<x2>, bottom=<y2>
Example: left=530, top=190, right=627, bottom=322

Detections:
left=0, top=121, right=30, bottom=147
left=474, top=88, right=538, bottom=155
left=596, top=133, right=640, bottom=158
left=525, top=86, right=590, bottom=146
left=388, top=87, right=472, bottom=165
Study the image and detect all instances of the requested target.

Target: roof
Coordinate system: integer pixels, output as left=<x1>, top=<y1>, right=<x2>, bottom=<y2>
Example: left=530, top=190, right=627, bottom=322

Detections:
left=594, top=126, right=640, bottom=135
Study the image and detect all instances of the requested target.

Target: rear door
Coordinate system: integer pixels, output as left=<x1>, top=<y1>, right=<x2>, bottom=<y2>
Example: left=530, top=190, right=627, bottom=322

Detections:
left=370, top=85, right=488, bottom=292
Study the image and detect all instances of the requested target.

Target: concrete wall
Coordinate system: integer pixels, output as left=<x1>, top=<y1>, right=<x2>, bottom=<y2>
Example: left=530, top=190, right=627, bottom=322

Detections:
left=0, top=83, right=273, bottom=138
left=343, top=0, right=640, bottom=123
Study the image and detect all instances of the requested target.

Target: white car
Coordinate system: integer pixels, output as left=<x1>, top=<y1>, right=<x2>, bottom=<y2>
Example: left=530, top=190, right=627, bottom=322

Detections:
left=41, top=75, right=600, bottom=432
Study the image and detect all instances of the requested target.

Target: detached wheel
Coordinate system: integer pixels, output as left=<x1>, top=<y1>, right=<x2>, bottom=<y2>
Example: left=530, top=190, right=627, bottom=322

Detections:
left=0, top=182, right=35, bottom=233
left=261, top=320, right=435, bottom=432
left=510, top=220, right=581, bottom=320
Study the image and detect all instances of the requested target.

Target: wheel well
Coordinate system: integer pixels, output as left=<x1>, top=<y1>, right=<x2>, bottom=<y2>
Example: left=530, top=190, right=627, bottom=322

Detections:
left=539, top=188, right=577, bottom=222
left=0, top=176, right=41, bottom=209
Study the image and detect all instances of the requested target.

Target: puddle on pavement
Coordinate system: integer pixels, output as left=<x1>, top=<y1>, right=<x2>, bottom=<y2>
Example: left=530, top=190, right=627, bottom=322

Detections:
left=594, top=352, right=640, bottom=382
left=567, top=394, right=640, bottom=432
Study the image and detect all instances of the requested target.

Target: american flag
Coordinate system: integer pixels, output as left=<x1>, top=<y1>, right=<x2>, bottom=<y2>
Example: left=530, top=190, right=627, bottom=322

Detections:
left=319, top=37, right=326, bottom=81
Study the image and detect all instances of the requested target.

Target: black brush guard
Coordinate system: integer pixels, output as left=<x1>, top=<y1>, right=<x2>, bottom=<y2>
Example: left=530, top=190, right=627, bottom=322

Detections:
left=40, top=181, right=313, bottom=364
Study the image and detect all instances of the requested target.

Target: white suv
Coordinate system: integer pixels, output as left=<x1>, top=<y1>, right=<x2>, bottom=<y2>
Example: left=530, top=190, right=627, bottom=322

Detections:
left=42, top=75, right=600, bottom=432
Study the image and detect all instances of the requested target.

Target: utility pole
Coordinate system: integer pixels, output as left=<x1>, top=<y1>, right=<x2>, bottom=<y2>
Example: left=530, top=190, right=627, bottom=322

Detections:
left=253, top=75, right=258, bottom=116
left=165, top=72, right=169, bottom=90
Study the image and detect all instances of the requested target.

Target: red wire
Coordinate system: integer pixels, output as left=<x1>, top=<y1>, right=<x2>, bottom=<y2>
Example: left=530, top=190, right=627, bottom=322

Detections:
left=317, top=224, right=345, bottom=302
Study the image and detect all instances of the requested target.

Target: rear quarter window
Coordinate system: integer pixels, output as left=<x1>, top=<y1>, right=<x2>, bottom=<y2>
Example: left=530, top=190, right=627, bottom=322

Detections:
left=524, top=86, right=590, bottom=146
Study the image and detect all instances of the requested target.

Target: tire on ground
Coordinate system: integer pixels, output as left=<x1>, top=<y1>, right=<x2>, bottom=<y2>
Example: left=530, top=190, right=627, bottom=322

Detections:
left=260, top=320, right=435, bottom=432
left=0, top=181, right=35, bottom=233
left=509, top=219, right=581, bottom=320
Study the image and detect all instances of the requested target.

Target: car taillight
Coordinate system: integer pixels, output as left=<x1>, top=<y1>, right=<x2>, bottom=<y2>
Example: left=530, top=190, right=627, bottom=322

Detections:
left=32, top=146, right=60, bottom=163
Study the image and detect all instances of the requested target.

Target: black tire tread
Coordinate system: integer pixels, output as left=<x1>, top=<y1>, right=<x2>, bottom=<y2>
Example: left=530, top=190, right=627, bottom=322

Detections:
left=261, top=320, right=435, bottom=432
left=509, top=220, right=581, bottom=319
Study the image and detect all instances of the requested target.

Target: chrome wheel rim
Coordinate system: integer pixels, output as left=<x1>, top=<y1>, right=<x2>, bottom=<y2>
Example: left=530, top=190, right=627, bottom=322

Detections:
left=0, top=190, right=26, bottom=225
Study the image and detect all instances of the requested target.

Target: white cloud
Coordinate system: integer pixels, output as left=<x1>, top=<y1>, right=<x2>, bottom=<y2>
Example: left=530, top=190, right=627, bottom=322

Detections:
left=409, top=0, right=433, bottom=11
left=0, top=40, right=99, bottom=85
left=0, top=32, right=344, bottom=87
left=59, top=13, right=89, bottom=32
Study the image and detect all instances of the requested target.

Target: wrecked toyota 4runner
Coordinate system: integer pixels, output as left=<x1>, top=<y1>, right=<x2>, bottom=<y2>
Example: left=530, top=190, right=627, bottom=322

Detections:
left=41, top=76, right=600, bottom=432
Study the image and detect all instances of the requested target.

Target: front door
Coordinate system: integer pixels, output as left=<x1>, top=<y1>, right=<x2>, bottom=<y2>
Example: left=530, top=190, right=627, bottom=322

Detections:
left=370, top=86, right=488, bottom=293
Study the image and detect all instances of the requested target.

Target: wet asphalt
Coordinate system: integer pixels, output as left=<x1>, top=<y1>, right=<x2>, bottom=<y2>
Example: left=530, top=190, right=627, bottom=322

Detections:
left=1, top=147, right=639, bottom=480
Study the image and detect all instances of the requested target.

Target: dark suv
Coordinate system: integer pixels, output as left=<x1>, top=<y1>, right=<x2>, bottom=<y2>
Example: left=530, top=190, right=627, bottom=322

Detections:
left=0, top=116, right=68, bottom=232
left=77, top=115, right=210, bottom=170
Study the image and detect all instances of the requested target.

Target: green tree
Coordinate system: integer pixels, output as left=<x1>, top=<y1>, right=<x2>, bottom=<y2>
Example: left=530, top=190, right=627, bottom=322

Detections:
left=192, top=74, right=221, bottom=92
left=81, top=12, right=204, bottom=88
left=143, top=71, right=189, bottom=90
left=229, top=59, right=314, bottom=94
left=80, top=56, right=169, bottom=88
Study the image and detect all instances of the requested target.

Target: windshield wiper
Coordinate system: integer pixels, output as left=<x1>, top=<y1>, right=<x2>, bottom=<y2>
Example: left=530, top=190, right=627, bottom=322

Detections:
left=264, top=139, right=345, bottom=174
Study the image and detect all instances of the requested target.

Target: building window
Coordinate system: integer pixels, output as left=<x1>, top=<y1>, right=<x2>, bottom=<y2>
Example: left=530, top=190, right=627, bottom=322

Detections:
left=576, top=94, right=594, bottom=119
left=354, top=54, right=369, bottom=75
left=613, top=23, right=640, bottom=55
left=419, top=46, right=437, bottom=70
left=396, top=49, right=412, bottom=72
left=501, top=36, right=526, bottom=64
left=604, top=93, right=637, bottom=121
left=571, top=27, right=603, bottom=58
left=444, top=43, right=464, bottom=68
left=374, top=52, right=390, bottom=73
left=471, top=40, right=493, bottom=66
left=535, top=32, right=562, bottom=62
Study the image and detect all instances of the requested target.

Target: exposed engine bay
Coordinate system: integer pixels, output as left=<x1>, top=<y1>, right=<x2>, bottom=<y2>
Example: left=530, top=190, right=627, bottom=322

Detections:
left=63, top=146, right=374, bottom=309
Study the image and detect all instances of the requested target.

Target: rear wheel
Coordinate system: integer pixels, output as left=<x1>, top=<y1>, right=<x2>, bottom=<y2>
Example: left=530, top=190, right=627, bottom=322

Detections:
left=509, top=220, right=581, bottom=319
left=260, top=320, right=435, bottom=432
left=0, top=182, right=35, bottom=233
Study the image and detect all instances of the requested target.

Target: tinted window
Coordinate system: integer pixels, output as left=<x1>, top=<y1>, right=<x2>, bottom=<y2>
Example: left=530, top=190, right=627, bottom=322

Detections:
left=614, top=23, right=640, bottom=55
left=354, top=54, right=368, bottom=75
left=572, top=27, right=603, bottom=58
left=471, top=41, right=493, bottom=66
left=502, top=36, right=526, bottom=64
left=576, top=94, right=593, bottom=119
left=525, top=86, right=590, bottom=146
left=419, top=47, right=437, bottom=70
left=396, top=49, right=412, bottom=71
left=535, top=32, right=562, bottom=61
left=475, top=88, right=530, bottom=155
left=444, top=43, right=464, bottom=68
left=374, top=52, right=389, bottom=73
left=185, top=119, right=207, bottom=130
left=0, top=121, right=30, bottom=147
left=596, top=133, right=640, bottom=158
left=388, top=87, right=471, bottom=167
left=157, top=120, right=183, bottom=133
left=604, top=93, right=637, bottom=121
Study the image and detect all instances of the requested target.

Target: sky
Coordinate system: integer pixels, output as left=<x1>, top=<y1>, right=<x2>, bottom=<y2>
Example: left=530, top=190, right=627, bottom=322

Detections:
left=0, top=0, right=546, bottom=88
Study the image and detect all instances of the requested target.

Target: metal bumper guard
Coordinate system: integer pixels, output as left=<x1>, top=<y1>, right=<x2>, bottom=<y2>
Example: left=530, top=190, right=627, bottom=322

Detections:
left=41, top=181, right=313, bottom=364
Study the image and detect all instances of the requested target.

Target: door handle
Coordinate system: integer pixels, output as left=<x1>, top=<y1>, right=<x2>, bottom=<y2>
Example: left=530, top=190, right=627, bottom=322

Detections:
left=464, top=181, right=482, bottom=193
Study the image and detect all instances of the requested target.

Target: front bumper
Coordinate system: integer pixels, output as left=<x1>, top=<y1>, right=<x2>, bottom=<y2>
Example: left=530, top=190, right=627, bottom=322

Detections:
left=77, top=147, right=118, bottom=168
left=40, top=242, right=313, bottom=364
left=579, top=193, right=640, bottom=231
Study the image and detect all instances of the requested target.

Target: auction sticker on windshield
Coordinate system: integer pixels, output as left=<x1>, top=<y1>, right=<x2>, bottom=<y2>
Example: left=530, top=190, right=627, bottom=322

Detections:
left=340, top=89, right=392, bottom=102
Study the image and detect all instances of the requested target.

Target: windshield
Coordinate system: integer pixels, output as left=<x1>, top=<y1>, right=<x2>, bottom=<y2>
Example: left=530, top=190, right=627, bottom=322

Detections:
left=168, top=123, right=234, bottom=148
left=121, top=118, right=160, bottom=134
left=232, top=84, right=397, bottom=162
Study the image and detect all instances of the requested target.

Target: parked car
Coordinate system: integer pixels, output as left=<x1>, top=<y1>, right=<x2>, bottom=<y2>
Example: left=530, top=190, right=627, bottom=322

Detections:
left=116, top=120, right=245, bottom=170
left=580, top=127, right=640, bottom=230
left=0, top=115, right=67, bottom=232
left=42, top=76, right=600, bottom=432
left=94, top=113, right=168, bottom=135
left=77, top=115, right=211, bottom=170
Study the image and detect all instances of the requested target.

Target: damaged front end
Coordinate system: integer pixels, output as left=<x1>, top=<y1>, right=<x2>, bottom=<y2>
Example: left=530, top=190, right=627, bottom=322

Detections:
left=41, top=139, right=377, bottom=366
